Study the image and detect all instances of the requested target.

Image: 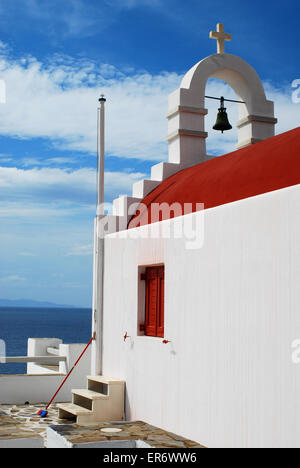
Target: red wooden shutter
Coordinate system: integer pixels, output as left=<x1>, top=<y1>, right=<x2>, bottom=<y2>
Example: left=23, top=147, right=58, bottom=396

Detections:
left=145, top=267, right=158, bottom=336
left=144, top=266, right=165, bottom=337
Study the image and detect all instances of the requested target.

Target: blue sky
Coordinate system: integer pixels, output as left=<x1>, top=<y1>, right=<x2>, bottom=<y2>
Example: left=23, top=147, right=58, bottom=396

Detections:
left=0, top=0, right=298, bottom=307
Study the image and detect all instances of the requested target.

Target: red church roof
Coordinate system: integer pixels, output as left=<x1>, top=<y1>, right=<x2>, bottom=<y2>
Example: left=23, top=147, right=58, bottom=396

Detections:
left=128, top=127, right=300, bottom=229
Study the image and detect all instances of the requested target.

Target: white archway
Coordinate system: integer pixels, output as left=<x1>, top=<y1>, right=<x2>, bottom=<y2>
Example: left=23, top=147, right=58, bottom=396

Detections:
left=166, top=53, right=277, bottom=168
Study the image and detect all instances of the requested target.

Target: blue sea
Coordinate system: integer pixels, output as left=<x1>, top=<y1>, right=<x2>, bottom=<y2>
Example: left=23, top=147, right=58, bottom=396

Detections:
left=0, top=307, right=92, bottom=374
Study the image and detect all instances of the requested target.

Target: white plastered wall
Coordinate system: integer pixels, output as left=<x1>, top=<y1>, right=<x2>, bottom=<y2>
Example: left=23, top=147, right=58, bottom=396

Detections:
left=101, top=184, right=300, bottom=448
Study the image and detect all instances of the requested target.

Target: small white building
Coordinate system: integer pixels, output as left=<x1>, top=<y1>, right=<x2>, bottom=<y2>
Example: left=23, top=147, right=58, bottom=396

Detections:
left=61, top=24, right=300, bottom=448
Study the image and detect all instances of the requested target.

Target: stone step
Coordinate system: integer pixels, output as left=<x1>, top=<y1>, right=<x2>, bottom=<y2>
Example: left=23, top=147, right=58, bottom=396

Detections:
left=72, top=389, right=109, bottom=400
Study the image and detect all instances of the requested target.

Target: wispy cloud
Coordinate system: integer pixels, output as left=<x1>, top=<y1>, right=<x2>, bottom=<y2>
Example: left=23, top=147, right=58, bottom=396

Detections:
left=0, top=0, right=106, bottom=39
left=0, top=152, right=12, bottom=162
left=0, top=202, right=80, bottom=218
left=0, top=166, right=145, bottom=220
left=66, top=244, right=93, bottom=256
left=0, top=166, right=96, bottom=204
left=0, top=275, right=26, bottom=282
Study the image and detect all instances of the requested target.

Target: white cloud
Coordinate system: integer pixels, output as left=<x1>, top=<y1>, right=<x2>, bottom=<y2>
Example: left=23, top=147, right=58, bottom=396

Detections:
left=0, top=166, right=145, bottom=218
left=66, top=244, right=93, bottom=256
left=0, top=166, right=92, bottom=188
left=0, top=165, right=145, bottom=197
left=0, top=52, right=181, bottom=161
left=62, top=282, right=87, bottom=289
left=0, top=166, right=95, bottom=202
left=264, top=82, right=300, bottom=134
left=0, top=153, right=12, bottom=162
left=0, top=48, right=297, bottom=166
left=0, top=275, right=26, bottom=282
left=0, top=202, right=77, bottom=218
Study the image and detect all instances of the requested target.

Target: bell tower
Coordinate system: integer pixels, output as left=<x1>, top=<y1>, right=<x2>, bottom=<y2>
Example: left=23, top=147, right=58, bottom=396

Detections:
left=166, top=23, right=277, bottom=169
left=109, top=23, right=278, bottom=235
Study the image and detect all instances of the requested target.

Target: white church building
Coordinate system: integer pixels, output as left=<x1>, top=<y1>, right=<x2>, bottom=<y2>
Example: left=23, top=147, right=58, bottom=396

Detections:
left=58, top=24, right=300, bottom=448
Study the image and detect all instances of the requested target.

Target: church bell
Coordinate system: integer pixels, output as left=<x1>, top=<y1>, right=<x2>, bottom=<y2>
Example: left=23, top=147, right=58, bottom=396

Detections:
left=213, top=96, right=232, bottom=133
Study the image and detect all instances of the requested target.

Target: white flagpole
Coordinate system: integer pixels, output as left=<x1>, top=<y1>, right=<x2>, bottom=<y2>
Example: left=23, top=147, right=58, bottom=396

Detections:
left=97, top=95, right=106, bottom=212
left=91, top=95, right=106, bottom=375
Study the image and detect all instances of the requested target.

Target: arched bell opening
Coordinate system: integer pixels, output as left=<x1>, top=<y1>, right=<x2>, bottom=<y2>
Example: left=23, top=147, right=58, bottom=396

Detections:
left=205, top=78, right=240, bottom=157
left=166, top=53, right=277, bottom=169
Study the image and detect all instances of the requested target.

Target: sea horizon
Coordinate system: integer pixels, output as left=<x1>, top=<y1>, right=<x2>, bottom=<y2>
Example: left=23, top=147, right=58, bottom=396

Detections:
left=0, top=305, right=90, bottom=310
left=0, top=306, right=92, bottom=375
left=0, top=298, right=90, bottom=309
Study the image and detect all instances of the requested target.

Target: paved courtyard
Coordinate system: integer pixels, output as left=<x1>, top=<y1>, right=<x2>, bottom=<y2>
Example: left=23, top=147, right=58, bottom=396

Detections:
left=0, top=404, right=204, bottom=448
left=0, top=403, right=74, bottom=447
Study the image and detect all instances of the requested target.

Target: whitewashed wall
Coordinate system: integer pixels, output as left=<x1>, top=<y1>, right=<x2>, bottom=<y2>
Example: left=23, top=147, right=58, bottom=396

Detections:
left=101, top=184, right=300, bottom=448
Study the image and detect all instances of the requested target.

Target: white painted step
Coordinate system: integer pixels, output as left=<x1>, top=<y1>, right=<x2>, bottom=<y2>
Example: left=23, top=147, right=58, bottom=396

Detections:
left=87, top=375, right=125, bottom=385
left=72, top=389, right=109, bottom=400
left=58, top=376, right=125, bottom=425
left=57, top=402, right=92, bottom=417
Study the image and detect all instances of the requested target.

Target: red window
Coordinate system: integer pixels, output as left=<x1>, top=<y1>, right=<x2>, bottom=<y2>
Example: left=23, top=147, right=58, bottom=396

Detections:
left=143, top=266, right=164, bottom=337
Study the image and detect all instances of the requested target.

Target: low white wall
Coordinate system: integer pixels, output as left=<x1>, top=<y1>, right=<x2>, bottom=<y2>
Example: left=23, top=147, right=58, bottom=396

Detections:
left=27, top=338, right=63, bottom=374
left=101, top=184, right=300, bottom=448
left=0, top=374, right=70, bottom=404
left=0, top=437, right=43, bottom=448
left=0, top=341, right=91, bottom=404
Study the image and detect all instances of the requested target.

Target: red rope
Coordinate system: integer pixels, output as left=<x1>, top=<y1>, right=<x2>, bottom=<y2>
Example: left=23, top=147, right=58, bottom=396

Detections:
left=45, top=336, right=94, bottom=410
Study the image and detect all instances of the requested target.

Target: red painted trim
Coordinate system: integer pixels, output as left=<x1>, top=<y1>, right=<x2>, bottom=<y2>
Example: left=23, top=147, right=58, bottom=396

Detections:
left=128, top=128, right=300, bottom=229
left=157, top=277, right=165, bottom=338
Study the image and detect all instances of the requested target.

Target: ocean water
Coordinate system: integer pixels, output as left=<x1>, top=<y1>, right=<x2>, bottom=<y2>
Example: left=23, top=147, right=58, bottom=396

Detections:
left=0, top=307, right=92, bottom=374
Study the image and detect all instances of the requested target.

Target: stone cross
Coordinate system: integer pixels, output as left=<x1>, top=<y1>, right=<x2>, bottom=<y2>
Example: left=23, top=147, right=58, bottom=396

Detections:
left=210, top=23, right=232, bottom=54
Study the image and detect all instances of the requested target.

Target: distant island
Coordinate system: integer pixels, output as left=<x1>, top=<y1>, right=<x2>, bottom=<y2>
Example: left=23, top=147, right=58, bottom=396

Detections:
left=0, top=298, right=85, bottom=309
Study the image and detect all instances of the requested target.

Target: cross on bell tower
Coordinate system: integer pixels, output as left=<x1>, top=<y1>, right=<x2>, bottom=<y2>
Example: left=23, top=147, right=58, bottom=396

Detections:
left=210, top=23, right=232, bottom=54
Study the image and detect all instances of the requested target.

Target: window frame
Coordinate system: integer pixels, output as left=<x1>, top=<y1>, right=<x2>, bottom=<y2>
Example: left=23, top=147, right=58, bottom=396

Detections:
left=138, top=264, right=165, bottom=338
